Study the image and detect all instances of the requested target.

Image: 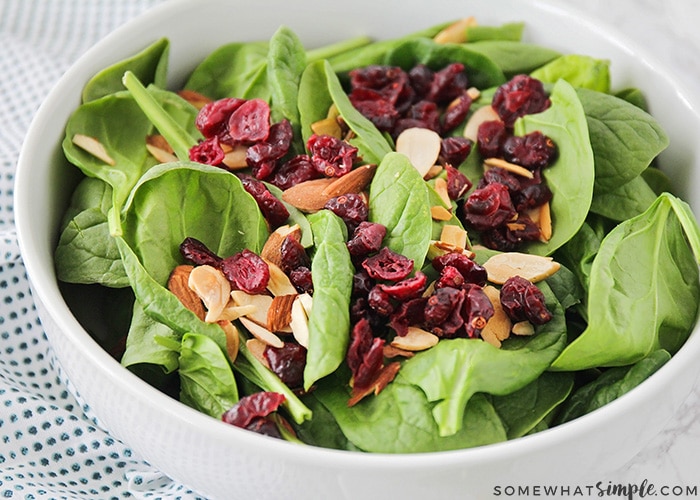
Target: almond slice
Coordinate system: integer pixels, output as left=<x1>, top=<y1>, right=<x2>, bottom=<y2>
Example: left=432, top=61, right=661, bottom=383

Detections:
left=483, top=157, right=534, bottom=179
left=433, top=177, right=451, bottom=207
left=483, top=252, right=561, bottom=285
left=72, top=134, right=116, bottom=166
left=265, top=260, right=298, bottom=297
left=480, top=286, right=512, bottom=348
left=322, top=164, right=377, bottom=198
left=167, top=265, right=206, bottom=320
left=281, top=177, right=335, bottom=212
left=239, top=316, right=284, bottom=348
left=440, top=224, right=468, bottom=250
left=289, top=296, right=310, bottom=348
left=246, top=338, right=270, bottom=368
left=230, top=290, right=273, bottom=327
left=267, top=294, right=296, bottom=333
left=221, top=144, right=249, bottom=170
left=218, top=302, right=257, bottom=322
left=433, top=16, right=477, bottom=44
left=427, top=240, right=475, bottom=261
left=430, top=205, right=453, bottom=221
left=395, top=127, right=442, bottom=178
left=538, top=202, right=552, bottom=242
left=188, top=265, right=232, bottom=323
left=512, top=320, right=536, bottom=336
left=218, top=320, right=240, bottom=362
left=177, top=90, right=212, bottom=110
left=390, top=326, right=439, bottom=351
left=311, top=117, right=342, bottom=138
left=424, top=164, right=444, bottom=180
left=260, top=224, right=302, bottom=268
left=146, top=143, right=178, bottom=163
left=463, top=106, right=500, bottom=142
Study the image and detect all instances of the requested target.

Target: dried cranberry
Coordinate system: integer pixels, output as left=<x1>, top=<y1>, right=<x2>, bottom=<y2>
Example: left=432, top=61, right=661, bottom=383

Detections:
left=388, top=297, right=427, bottom=337
left=427, top=63, right=468, bottom=104
left=352, top=269, right=375, bottom=298
left=479, top=167, right=521, bottom=193
left=362, top=247, right=414, bottom=282
left=307, top=134, right=358, bottom=177
left=440, top=139, right=473, bottom=170
left=346, top=318, right=385, bottom=391
left=279, top=235, right=310, bottom=274
left=512, top=183, right=553, bottom=212
left=222, top=391, right=285, bottom=428
left=477, top=120, right=508, bottom=158
left=246, top=120, right=293, bottom=180
left=324, top=193, right=369, bottom=233
left=289, top=266, right=313, bottom=294
left=367, top=285, right=394, bottom=316
left=502, top=131, right=558, bottom=170
left=444, top=163, right=473, bottom=200
left=462, top=182, right=516, bottom=231
left=426, top=287, right=466, bottom=337
left=268, top=154, right=321, bottom=190
left=500, top=275, right=552, bottom=325
left=462, top=284, right=494, bottom=338
left=350, top=96, right=399, bottom=132
left=244, top=417, right=283, bottom=439
left=179, top=237, right=222, bottom=267
left=220, top=249, right=270, bottom=294
left=432, top=252, right=488, bottom=286
left=189, top=136, right=225, bottom=166
left=346, top=221, right=386, bottom=257
left=481, top=216, right=542, bottom=251
left=404, top=100, right=441, bottom=132
left=195, top=97, right=245, bottom=139
left=349, top=65, right=409, bottom=105
left=408, top=64, right=434, bottom=101
left=378, top=271, right=427, bottom=301
left=435, top=265, right=465, bottom=289
left=442, top=93, right=472, bottom=133
left=264, top=342, right=307, bottom=390
left=228, top=98, right=271, bottom=143
left=492, top=75, right=550, bottom=128
left=239, top=174, right=289, bottom=228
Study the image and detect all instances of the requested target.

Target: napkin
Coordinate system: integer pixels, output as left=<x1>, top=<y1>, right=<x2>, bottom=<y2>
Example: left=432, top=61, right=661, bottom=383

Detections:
left=0, top=1, right=206, bottom=498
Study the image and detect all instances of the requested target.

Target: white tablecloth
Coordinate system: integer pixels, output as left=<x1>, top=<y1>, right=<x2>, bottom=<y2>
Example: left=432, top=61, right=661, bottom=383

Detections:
left=1, top=1, right=699, bottom=499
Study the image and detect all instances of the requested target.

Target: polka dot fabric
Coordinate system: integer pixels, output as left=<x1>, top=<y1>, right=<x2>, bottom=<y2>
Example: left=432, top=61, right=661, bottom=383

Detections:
left=0, top=1, right=207, bottom=498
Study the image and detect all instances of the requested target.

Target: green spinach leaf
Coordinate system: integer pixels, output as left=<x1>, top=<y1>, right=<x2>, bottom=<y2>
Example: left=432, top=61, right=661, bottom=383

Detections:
left=590, top=174, right=658, bottom=221
left=468, top=41, right=560, bottom=77
left=530, top=55, right=611, bottom=92
left=121, top=301, right=179, bottom=373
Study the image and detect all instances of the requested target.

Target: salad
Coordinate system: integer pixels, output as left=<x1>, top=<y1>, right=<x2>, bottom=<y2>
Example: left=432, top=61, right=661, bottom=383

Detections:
left=55, top=17, right=700, bottom=452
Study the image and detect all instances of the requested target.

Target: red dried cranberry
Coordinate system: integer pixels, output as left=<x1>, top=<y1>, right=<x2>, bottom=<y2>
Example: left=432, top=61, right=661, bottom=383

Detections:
left=392, top=118, right=434, bottom=138
left=179, top=237, right=222, bottom=267
left=477, top=120, right=508, bottom=158
left=244, top=417, right=283, bottom=439
left=408, top=64, right=434, bottom=100
left=440, top=139, right=473, bottom=170
left=228, top=98, right=271, bottom=143
left=195, top=97, right=245, bottom=139
left=349, top=93, right=399, bottom=132
left=461, top=284, right=494, bottom=338
left=346, top=318, right=385, bottom=391
left=500, top=275, right=552, bottom=325
left=367, top=285, right=395, bottom=316
left=513, top=183, right=553, bottom=212
left=349, top=65, right=409, bottom=105
left=222, top=391, right=285, bottom=427
left=435, top=265, right=465, bottom=289
left=492, top=75, right=550, bottom=128
left=268, top=154, right=321, bottom=190
left=427, top=63, right=468, bottom=104
left=220, top=249, right=270, bottom=294
left=279, top=235, right=310, bottom=274
left=479, top=166, right=521, bottom=193
left=405, top=100, right=441, bottom=132
left=378, top=271, right=427, bottom=301
left=442, top=93, right=473, bottom=133
left=388, top=297, right=427, bottom=337
left=264, top=342, right=307, bottom=390
left=432, top=252, right=488, bottom=286
left=307, top=134, right=358, bottom=177
left=462, top=182, right=516, bottom=231
left=362, top=247, right=414, bottom=282
left=502, top=131, right=558, bottom=170
left=444, top=163, right=473, bottom=200
left=289, top=266, right=313, bottom=294
left=239, top=174, right=289, bottom=228
left=426, top=287, right=466, bottom=337
left=324, top=194, right=369, bottom=233
left=189, top=136, right=225, bottom=166
left=481, top=216, right=542, bottom=252
left=346, top=221, right=386, bottom=257
left=246, top=119, right=293, bottom=180
left=352, top=269, right=375, bottom=298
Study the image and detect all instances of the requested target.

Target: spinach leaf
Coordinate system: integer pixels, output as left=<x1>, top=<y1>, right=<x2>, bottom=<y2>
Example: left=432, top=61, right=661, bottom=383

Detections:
left=555, top=221, right=604, bottom=299
left=179, top=332, right=239, bottom=418
left=305, top=36, right=372, bottom=63
left=552, top=193, right=700, bottom=370
left=555, top=350, right=671, bottom=424
left=298, top=60, right=334, bottom=146
left=490, top=371, right=574, bottom=439
left=530, top=55, right=611, bottom=92
left=466, top=22, right=525, bottom=42
left=312, top=371, right=507, bottom=453
left=303, top=210, right=354, bottom=390
left=368, top=152, right=433, bottom=267
left=398, top=281, right=566, bottom=436
left=121, top=301, right=179, bottom=373
left=467, top=41, right=561, bottom=77
left=515, top=79, right=595, bottom=255
left=590, top=174, right=658, bottom=221
left=575, top=87, right=669, bottom=195
left=82, top=38, right=169, bottom=103
left=184, top=41, right=271, bottom=100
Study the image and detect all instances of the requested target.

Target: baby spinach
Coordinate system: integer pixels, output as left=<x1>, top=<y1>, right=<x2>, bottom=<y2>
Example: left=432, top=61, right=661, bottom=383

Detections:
left=179, top=332, right=239, bottom=418
left=368, top=152, right=433, bottom=267
left=552, top=193, right=700, bottom=370
left=81, top=38, right=169, bottom=103
left=298, top=60, right=334, bottom=146
left=466, top=21, right=525, bottom=42
left=121, top=302, right=179, bottom=374
left=589, top=174, right=658, bottom=221
left=398, top=281, right=566, bottom=436
left=530, top=54, right=611, bottom=93
left=303, top=210, right=355, bottom=391
left=467, top=41, right=561, bottom=77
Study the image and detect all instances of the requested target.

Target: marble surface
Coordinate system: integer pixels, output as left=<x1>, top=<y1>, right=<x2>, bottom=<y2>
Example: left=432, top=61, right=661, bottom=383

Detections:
left=1, top=0, right=699, bottom=497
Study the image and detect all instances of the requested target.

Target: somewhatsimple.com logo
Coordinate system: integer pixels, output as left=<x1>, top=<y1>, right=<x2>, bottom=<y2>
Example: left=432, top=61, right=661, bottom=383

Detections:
left=492, top=480, right=698, bottom=499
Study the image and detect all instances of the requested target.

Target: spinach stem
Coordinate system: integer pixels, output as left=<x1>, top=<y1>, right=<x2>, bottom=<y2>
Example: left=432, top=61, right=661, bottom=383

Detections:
left=307, top=35, right=372, bottom=63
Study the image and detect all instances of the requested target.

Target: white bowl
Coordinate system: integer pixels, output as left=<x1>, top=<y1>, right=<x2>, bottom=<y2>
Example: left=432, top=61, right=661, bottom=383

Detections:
left=14, top=0, right=700, bottom=498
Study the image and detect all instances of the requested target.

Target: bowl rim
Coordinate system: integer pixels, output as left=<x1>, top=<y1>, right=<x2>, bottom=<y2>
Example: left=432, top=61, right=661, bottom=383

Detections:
left=13, top=0, right=700, bottom=469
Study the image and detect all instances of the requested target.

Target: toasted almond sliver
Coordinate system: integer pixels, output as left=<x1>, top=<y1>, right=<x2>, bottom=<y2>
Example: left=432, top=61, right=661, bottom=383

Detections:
left=463, top=105, right=500, bottom=142
left=311, top=117, right=342, bottom=138
left=538, top=202, right=553, bottom=242
left=221, top=144, right=249, bottom=170
left=433, top=177, right=451, bottom=207
left=167, top=265, right=206, bottom=321
left=483, top=252, right=561, bottom=285
left=440, top=224, right=468, bottom=250
left=218, top=320, right=240, bottom=362
left=322, top=164, right=377, bottom=198
left=72, top=134, right=116, bottom=166
left=430, top=205, right=453, bottom=221
left=265, top=260, right=298, bottom=297
left=297, top=292, right=313, bottom=317
left=177, top=89, right=213, bottom=110
left=512, top=321, right=536, bottom=336
left=218, top=302, right=257, bottom=322
left=390, top=326, right=439, bottom=352
left=289, top=296, right=310, bottom=348
left=239, top=317, right=284, bottom=348
left=480, top=286, right=512, bottom=348
left=267, top=294, right=296, bottom=333
left=281, top=177, right=335, bottom=212
left=188, top=265, right=232, bottom=323
left=427, top=240, right=475, bottom=261
left=230, top=290, right=273, bottom=327
left=246, top=338, right=270, bottom=368
left=433, top=16, right=477, bottom=44
left=466, top=86, right=481, bottom=100
left=395, top=127, right=442, bottom=178
left=483, top=157, right=535, bottom=179
left=146, top=143, right=178, bottom=163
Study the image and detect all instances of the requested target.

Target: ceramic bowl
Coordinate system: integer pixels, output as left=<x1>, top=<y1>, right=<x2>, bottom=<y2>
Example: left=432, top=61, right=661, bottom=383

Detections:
left=14, top=0, right=700, bottom=498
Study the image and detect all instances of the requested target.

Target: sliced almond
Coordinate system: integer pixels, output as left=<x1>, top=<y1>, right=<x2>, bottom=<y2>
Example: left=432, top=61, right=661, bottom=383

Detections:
left=395, top=127, right=442, bottom=178
left=390, top=326, right=439, bottom=352
left=311, top=117, right=342, bottom=138
left=348, top=361, right=401, bottom=407
left=281, top=177, right=335, bottom=212
left=167, top=265, right=206, bottom=321
left=480, top=286, right=512, bottom=348
left=466, top=87, right=481, bottom=101
left=177, top=89, right=212, bottom=110
left=484, top=157, right=535, bottom=179
left=72, top=134, right=116, bottom=165
left=218, top=320, right=240, bottom=362
left=218, top=302, right=257, bottom=322
left=483, top=252, right=561, bottom=285
left=246, top=338, right=270, bottom=368
left=188, top=265, right=232, bottom=323
left=463, top=105, right=500, bottom=142
left=260, top=224, right=302, bottom=268
left=322, top=164, right=377, bottom=198
left=289, top=296, right=310, bottom=348
left=230, top=290, right=273, bottom=327
left=145, top=143, right=178, bottom=164
left=239, top=316, right=284, bottom=348
left=427, top=240, right=475, bottom=261
left=265, top=260, right=298, bottom=298
left=267, top=294, right=296, bottom=332
left=430, top=205, right=453, bottom=221
left=221, top=143, right=249, bottom=170
left=433, top=16, right=477, bottom=44
left=538, top=202, right=552, bottom=242
left=440, top=224, right=468, bottom=250
left=512, top=320, right=536, bottom=336
left=382, top=344, right=415, bottom=359
left=424, top=164, right=443, bottom=180
left=433, top=177, right=451, bottom=207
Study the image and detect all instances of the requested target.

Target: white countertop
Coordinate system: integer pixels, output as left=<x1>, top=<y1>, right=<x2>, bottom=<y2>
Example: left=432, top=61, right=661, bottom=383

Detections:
left=0, top=0, right=698, bottom=497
